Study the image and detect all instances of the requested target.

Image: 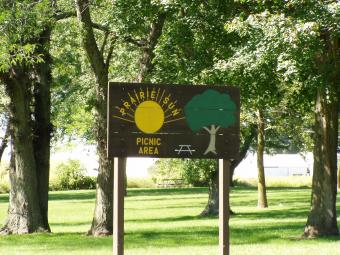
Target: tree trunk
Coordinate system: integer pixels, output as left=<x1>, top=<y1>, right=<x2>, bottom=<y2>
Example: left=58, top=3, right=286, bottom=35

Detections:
left=200, top=169, right=219, bottom=216
left=257, top=109, right=268, bottom=208
left=75, top=0, right=114, bottom=236
left=32, top=28, right=53, bottom=231
left=304, top=88, right=339, bottom=237
left=0, top=70, right=46, bottom=234
left=136, top=11, right=167, bottom=83
left=88, top=62, right=114, bottom=237
left=200, top=161, right=234, bottom=216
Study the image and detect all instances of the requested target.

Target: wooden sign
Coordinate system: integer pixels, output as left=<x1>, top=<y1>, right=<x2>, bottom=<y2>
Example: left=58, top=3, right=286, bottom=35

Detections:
left=108, top=82, right=238, bottom=255
left=108, top=82, right=240, bottom=159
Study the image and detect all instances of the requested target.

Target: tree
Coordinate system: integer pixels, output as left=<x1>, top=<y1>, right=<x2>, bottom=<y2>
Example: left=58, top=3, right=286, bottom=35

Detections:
left=74, top=0, right=116, bottom=236
left=73, top=0, right=168, bottom=235
left=216, top=1, right=339, bottom=234
left=184, top=89, right=237, bottom=155
left=0, top=0, right=75, bottom=235
left=0, top=0, right=56, bottom=234
left=212, top=11, right=320, bottom=208
left=303, top=31, right=339, bottom=237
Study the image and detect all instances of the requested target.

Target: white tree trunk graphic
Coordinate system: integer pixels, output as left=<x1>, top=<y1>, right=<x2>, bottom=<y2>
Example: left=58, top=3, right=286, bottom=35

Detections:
left=203, top=125, right=220, bottom=155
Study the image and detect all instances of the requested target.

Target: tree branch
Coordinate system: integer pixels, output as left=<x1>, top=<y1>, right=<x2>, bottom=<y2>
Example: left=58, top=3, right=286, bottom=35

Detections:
left=91, top=22, right=109, bottom=32
left=54, top=10, right=109, bottom=32
left=124, top=35, right=147, bottom=47
left=136, top=11, right=167, bottom=82
left=55, top=11, right=77, bottom=21
left=105, top=36, right=117, bottom=68
left=75, top=0, right=106, bottom=75
left=100, top=32, right=109, bottom=56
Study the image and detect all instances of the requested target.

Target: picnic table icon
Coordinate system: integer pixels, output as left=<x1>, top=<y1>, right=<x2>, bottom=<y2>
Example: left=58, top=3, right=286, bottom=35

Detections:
left=174, top=145, right=196, bottom=155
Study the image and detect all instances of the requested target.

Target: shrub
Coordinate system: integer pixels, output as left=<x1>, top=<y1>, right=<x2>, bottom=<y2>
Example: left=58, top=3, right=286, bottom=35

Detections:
left=0, top=181, right=9, bottom=194
left=49, top=159, right=96, bottom=191
left=148, top=158, right=217, bottom=187
left=148, top=159, right=185, bottom=184
left=127, top=178, right=155, bottom=188
left=0, top=163, right=9, bottom=194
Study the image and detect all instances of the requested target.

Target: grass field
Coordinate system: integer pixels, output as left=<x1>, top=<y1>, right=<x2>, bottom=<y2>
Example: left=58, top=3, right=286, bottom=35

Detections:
left=0, top=187, right=340, bottom=255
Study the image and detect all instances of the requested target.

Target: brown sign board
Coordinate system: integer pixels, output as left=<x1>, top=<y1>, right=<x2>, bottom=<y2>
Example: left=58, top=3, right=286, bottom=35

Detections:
left=107, top=82, right=240, bottom=159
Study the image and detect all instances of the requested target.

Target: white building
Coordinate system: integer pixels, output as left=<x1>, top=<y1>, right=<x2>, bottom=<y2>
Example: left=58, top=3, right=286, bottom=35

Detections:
left=234, top=152, right=313, bottom=178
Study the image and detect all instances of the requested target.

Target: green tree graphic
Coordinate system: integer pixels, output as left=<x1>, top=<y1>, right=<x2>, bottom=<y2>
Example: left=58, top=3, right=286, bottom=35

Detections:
left=184, top=89, right=237, bottom=155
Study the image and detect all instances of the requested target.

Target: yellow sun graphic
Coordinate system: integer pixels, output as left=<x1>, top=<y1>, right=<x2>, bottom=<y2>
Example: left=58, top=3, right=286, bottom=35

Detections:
left=135, top=101, right=164, bottom=133
left=113, top=87, right=185, bottom=134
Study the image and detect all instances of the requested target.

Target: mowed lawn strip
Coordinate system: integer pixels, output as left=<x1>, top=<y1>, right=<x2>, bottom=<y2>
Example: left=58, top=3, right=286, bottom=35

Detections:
left=0, top=187, right=340, bottom=255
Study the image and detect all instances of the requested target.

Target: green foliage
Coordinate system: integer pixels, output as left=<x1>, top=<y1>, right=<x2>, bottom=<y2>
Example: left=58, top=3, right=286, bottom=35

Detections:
left=127, top=178, right=156, bottom=188
left=0, top=163, right=9, bottom=194
left=184, top=89, right=236, bottom=132
left=50, top=159, right=96, bottom=191
left=0, top=0, right=53, bottom=72
left=182, top=159, right=217, bottom=186
left=51, top=19, right=96, bottom=141
left=151, top=1, right=232, bottom=84
left=148, top=159, right=185, bottom=184
left=208, top=9, right=329, bottom=153
left=149, top=158, right=217, bottom=187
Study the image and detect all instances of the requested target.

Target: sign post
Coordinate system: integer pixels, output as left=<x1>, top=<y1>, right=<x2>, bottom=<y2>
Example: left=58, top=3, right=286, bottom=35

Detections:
left=219, top=159, right=230, bottom=255
left=108, top=82, right=240, bottom=255
left=113, top=158, right=125, bottom=255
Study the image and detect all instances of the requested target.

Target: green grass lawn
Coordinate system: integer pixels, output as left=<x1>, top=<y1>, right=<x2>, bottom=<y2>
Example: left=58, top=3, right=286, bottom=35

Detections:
left=0, top=187, right=340, bottom=255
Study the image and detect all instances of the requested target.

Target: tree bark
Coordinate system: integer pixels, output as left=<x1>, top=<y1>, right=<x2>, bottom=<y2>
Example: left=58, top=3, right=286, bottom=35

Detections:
left=304, top=88, right=339, bottom=237
left=136, top=11, right=167, bottom=83
left=200, top=160, right=234, bottom=216
left=200, top=168, right=219, bottom=216
left=75, top=0, right=114, bottom=236
left=257, top=109, right=268, bottom=208
left=0, top=69, right=46, bottom=234
left=32, top=28, right=53, bottom=232
left=303, top=32, right=339, bottom=238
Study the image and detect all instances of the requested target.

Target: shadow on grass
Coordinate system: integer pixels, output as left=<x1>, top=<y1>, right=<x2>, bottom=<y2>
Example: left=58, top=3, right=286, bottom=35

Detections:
left=126, top=215, right=216, bottom=223
left=0, top=194, right=9, bottom=203
left=49, top=191, right=95, bottom=201
left=127, top=196, right=207, bottom=203
left=235, top=208, right=309, bottom=220
left=124, top=221, right=321, bottom=249
left=127, top=187, right=208, bottom=197
left=126, top=201, right=206, bottom=210
left=50, top=221, right=91, bottom=227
